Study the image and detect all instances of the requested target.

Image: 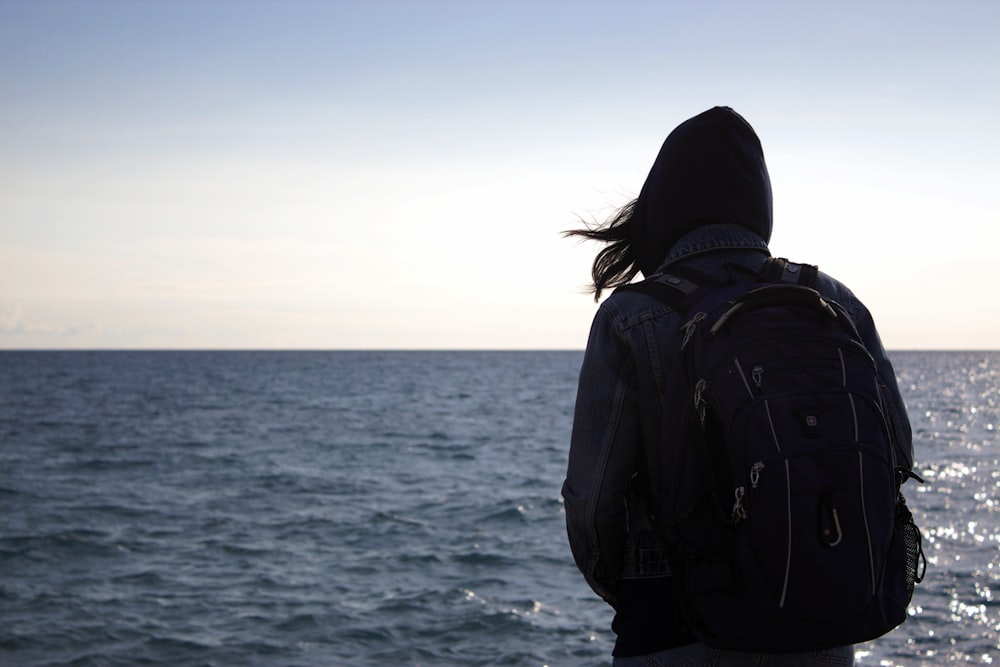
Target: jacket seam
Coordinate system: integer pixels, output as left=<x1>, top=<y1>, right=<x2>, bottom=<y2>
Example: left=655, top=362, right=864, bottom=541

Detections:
left=584, top=346, right=634, bottom=599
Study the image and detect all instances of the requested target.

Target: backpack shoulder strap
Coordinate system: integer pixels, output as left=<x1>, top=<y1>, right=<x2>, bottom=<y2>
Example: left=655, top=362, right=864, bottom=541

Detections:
left=615, top=272, right=703, bottom=311
left=762, top=257, right=819, bottom=288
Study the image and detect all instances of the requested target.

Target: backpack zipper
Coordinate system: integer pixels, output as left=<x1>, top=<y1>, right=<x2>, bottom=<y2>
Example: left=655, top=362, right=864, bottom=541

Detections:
left=750, top=461, right=765, bottom=490
left=680, top=312, right=707, bottom=351
left=732, top=486, right=747, bottom=525
left=694, top=378, right=708, bottom=425
left=733, top=463, right=766, bottom=525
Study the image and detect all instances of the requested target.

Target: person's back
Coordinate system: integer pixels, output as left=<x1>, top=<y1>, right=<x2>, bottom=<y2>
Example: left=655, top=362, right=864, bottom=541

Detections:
left=563, top=107, right=914, bottom=665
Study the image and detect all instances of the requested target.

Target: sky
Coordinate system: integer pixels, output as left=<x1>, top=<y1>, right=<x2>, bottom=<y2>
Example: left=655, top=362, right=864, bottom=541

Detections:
left=1, top=0, right=997, bottom=350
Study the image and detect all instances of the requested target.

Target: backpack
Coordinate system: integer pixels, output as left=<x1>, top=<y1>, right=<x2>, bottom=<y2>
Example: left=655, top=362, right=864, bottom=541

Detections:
left=622, top=257, right=925, bottom=652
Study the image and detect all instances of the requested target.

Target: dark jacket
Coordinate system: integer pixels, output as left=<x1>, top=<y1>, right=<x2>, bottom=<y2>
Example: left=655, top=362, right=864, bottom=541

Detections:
left=562, top=108, right=913, bottom=657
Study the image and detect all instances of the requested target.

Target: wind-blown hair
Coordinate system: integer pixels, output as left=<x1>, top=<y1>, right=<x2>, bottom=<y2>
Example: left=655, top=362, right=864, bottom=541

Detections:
left=564, top=199, right=640, bottom=301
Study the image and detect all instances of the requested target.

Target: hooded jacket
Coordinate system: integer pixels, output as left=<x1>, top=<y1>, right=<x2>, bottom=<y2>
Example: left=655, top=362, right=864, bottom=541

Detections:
left=562, top=108, right=912, bottom=657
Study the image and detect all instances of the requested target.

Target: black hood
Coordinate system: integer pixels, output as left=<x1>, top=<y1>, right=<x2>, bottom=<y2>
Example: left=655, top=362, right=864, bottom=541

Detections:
left=631, top=106, right=773, bottom=276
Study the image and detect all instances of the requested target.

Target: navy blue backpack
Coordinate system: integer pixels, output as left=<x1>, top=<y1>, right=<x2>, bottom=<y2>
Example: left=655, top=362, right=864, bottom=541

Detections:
left=624, top=257, right=924, bottom=652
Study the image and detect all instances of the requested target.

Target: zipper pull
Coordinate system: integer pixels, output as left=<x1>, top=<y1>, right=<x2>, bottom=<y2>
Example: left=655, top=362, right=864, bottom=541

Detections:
left=694, top=379, right=707, bottom=424
left=680, top=312, right=706, bottom=351
left=752, top=365, right=763, bottom=390
left=732, top=486, right=747, bottom=525
left=750, top=461, right=765, bottom=491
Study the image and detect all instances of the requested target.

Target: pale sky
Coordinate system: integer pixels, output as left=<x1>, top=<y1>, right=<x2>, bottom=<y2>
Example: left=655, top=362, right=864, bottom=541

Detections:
left=1, top=0, right=997, bottom=350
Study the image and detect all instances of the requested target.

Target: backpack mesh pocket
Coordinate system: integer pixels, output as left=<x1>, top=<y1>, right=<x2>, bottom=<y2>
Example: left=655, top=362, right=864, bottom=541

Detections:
left=898, top=497, right=926, bottom=594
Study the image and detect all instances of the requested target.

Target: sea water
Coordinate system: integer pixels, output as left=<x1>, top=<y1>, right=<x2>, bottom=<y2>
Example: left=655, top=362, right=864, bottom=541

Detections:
left=0, top=350, right=997, bottom=666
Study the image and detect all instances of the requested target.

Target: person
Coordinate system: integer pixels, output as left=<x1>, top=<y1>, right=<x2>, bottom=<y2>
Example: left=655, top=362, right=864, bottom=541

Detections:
left=562, top=106, right=913, bottom=666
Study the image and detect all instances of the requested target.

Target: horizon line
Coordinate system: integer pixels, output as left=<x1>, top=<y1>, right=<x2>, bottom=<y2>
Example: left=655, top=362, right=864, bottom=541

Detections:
left=2, top=348, right=998, bottom=354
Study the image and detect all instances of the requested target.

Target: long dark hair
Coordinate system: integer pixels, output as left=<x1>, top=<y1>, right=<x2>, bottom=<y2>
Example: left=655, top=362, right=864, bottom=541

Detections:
left=564, top=198, right=639, bottom=301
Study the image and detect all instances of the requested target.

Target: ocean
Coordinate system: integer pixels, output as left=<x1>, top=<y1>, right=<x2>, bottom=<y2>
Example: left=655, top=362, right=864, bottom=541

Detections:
left=0, top=350, right=997, bottom=666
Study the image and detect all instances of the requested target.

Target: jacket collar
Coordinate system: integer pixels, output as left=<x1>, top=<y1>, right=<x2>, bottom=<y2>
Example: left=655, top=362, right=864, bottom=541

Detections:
left=654, top=223, right=770, bottom=274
